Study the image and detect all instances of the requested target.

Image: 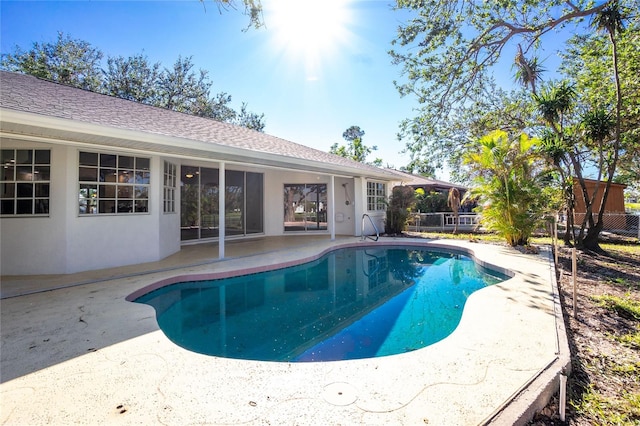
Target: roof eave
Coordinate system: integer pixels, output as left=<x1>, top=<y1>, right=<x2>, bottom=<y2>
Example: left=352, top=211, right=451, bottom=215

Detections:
left=1, top=108, right=397, bottom=181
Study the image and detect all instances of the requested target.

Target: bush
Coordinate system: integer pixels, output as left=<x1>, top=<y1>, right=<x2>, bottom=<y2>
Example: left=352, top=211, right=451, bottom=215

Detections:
left=464, top=130, right=548, bottom=246
left=415, top=189, right=450, bottom=213
left=385, top=186, right=416, bottom=234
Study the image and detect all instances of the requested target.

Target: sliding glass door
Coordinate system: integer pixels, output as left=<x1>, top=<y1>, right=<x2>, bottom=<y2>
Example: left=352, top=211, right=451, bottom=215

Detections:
left=181, top=166, right=263, bottom=241
left=283, top=183, right=327, bottom=232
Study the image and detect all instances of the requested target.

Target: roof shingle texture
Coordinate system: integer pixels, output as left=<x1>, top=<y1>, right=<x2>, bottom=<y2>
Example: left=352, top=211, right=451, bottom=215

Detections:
left=0, top=71, right=389, bottom=175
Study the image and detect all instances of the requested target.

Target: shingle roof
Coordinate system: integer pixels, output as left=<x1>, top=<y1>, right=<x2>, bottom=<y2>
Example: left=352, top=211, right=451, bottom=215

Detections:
left=0, top=71, right=397, bottom=178
left=386, top=169, right=467, bottom=190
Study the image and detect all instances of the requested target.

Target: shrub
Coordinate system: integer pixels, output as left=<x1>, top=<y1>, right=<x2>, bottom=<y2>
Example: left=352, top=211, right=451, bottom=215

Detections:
left=385, top=185, right=416, bottom=234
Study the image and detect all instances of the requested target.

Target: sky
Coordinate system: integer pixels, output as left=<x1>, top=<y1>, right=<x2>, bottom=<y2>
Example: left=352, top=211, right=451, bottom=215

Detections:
left=0, top=0, right=425, bottom=174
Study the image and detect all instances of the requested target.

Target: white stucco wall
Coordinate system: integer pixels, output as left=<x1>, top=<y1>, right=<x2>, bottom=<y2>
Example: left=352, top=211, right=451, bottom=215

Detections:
left=0, top=141, right=169, bottom=275
left=0, top=140, right=67, bottom=275
left=262, top=170, right=358, bottom=237
left=333, top=177, right=356, bottom=236
left=357, top=177, right=387, bottom=236
left=63, top=148, right=162, bottom=273
left=0, top=140, right=389, bottom=276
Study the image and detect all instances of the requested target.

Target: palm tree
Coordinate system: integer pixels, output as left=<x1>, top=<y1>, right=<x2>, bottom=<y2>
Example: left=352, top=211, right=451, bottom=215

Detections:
left=538, top=131, right=575, bottom=244
left=534, top=81, right=576, bottom=135
left=533, top=80, right=605, bottom=247
left=581, top=0, right=625, bottom=250
left=447, top=187, right=461, bottom=234
left=514, top=44, right=545, bottom=96
left=465, top=130, right=544, bottom=247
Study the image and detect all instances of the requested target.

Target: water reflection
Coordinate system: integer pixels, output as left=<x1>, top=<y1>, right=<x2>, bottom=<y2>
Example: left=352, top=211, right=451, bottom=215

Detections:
left=135, top=247, right=505, bottom=361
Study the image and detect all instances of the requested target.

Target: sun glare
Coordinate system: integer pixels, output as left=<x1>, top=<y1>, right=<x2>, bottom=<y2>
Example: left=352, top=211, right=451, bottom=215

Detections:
left=265, top=0, right=352, bottom=79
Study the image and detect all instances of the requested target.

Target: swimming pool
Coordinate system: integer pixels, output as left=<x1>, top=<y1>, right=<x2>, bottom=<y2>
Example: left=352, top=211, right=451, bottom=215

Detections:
left=132, top=245, right=508, bottom=362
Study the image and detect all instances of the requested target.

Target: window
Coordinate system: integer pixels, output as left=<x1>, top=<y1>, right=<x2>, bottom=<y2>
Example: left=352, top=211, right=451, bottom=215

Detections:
left=283, top=184, right=327, bottom=231
left=367, top=256, right=388, bottom=290
left=164, top=161, right=176, bottom=213
left=78, top=151, right=150, bottom=214
left=1, top=149, right=50, bottom=215
left=367, top=182, right=387, bottom=211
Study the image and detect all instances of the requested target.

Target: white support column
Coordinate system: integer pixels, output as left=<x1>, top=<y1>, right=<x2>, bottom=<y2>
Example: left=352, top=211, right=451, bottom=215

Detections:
left=329, top=175, right=336, bottom=240
left=219, top=162, right=226, bottom=259
left=353, top=177, right=365, bottom=237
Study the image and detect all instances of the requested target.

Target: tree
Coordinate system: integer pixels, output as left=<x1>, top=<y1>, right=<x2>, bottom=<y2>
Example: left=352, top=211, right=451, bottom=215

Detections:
left=391, top=0, right=636, bottom=250
left=464, top=130, right=548, bottom=247
left=561, top=17, right=640, bottom=200
left=1, top=32, right=103, bottom=91
left=385, top=185, right=415, bottom=235
left=192, top=91, right=236, bottom=122
left=390, top=0, right=630, bottom=174
left=157, top=56, right=211, bottom=114
left=414, top=189, right=448, bottom=213
left=329, top=125, right=383, bottom=166
left=234, top=102, right=266, bottom=132
left=584, top=1, right=626, bottom=249
left=342, top=125, right=365, bottom=143
left=203, top=0, right=263, bottom=30
left=533, top=81, right=583, bottom=245
left=530, top=5, right=637, bottom=250
left=401, top=158, right=435, bottom=179
left=155, top=57, right=267, bottom=129
left=102, top=53, right=161, bottom=104
left=447, top=188, right=461, bottom=234
left=397, top=80, right=536, bottom=183
left=513, top=45, right=545, bottom=96
left=2, top=34, right=267, bottom=132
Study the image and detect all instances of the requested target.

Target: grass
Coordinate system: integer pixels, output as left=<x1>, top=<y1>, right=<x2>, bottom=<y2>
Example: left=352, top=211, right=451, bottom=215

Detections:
left=592, top=294, right=640, bottom=350
left=571, top=386, right=640, bottom=425
left=610, top=360, right=640, bottom=376
left=406, top=230, right=556, bottom=246
left=591, top=294, right=640, bottom=321
left=616, top=330, right=640, bottom=348
left=601, top=242, right=640, bottom=256
left=607, top=276, right=637, bottom=289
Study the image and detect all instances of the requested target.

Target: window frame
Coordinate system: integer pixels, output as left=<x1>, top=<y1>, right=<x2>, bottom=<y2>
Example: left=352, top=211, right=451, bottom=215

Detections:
left=163, top=161, right=177, bottom=213
left=366, top=181, right=387, bottom=211
left=78, top=151, right=151, bottom=215
left=283, top=183, right=328, bottom=232
left=0, top=148, right=51, bottom=216
left=180, top=166, right=264, bottom=241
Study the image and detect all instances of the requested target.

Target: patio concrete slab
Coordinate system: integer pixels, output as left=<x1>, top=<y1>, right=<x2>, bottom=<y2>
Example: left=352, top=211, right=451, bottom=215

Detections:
left=0, top=237, right=569, bottom=425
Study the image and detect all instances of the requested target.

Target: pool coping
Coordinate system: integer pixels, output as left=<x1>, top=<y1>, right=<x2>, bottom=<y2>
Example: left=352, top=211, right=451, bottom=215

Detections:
left=0, top=238, right=570, bottom=425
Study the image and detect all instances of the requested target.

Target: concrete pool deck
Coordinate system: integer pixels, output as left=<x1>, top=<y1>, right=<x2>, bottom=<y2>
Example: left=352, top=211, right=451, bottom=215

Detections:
left=1, top=236, right=569, bottom=425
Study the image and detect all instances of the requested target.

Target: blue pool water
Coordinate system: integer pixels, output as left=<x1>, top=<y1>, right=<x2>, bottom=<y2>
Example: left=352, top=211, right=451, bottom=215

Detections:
left=133, top=246, right=508, bottom=362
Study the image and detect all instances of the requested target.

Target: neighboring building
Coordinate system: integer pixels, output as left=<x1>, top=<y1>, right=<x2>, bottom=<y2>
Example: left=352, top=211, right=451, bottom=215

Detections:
left=388, top=169, right=474, bottom=211
left=388, top=169, right=466, bottom=194
left=573, top=178, right=628, bottom=230
left=573, top=178, right=627, bottom=214
left=0, top=71, right=399, bottom=275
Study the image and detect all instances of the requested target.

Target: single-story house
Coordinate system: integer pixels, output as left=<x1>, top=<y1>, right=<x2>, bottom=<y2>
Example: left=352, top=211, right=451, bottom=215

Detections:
left=0, top=71, right=400, bottom=276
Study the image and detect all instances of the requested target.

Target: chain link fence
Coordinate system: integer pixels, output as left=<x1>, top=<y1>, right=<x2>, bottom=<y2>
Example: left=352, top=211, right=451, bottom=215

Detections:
left=409, top=211, right=640, bottom=243
left=566, top=213, right=640, bottom=241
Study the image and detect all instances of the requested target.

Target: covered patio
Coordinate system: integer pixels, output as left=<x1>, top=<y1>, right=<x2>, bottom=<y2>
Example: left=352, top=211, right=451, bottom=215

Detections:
left=0, top=235, right=350, bottom=299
